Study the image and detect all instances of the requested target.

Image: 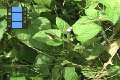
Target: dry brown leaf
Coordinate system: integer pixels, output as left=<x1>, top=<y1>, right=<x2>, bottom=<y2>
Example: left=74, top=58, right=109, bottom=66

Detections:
left=94, top=39, right=120, bottom=79
left=107, top=39, right=120, bottom=56
left=104, top=39, right=120, bottom=68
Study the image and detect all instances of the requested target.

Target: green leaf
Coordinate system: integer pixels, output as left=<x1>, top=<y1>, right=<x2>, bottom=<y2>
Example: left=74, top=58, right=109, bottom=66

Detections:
left=56, top=17, right=70, bottom=33
left=12, top=1, right=21, bottom=7
left=34, top=0, right=52, bottom=7
left=107, top=66, right=120, bottom=77
left=33, top=29, right=62, bottom=46
left=99, top=0, right=116, bottom=8
left=82, top=66, right=97, bottom=78
left=114, top=3, right=120, bottom=15
left=74, top=16, right=91, bottom=25
left=6, top=48, right=17, bottom=58
left=0, top=20, right=7, bottom=41
left=11, top=38, right=38, bottom=63
left=86, top=0, right=99, bottom=8
left=30, top=5, right=51, bottom=18
left=10, top=77, right=26, bottom=80
left=35, top=5, right=51, bottom=13
left=52, top=65, right=62, bottom=80
left=97, top=11, right=107, bottom=21
left=108, top=66, right=120, bottom=73
left=72, top=16, right=101, bottom=43
left=99, top=0, right=120, bottom=24
left=63, top=67, right=79, bottom=80
left=0, top=3, right=7, bottom=17
left=34, top=54, right=50, bottom=75
left=105, top=7, right=119, bottom=24
left=29, top=11, right=39, bottom=19
left=83, top=37, right=100, bottom=46
left=13, top=17, right=51, bottom=49
left=86, top=44, right=105, bottom=60
left=85, top=8, right=99, bottom=19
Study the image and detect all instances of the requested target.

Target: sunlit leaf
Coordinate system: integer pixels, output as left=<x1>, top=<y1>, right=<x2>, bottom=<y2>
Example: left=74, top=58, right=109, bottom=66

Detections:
left=72, top=16, right=101, bottom=43
left=63, top=67, right=79, bottom=80
left=0, top=20, right=7, bottom=41
left=33, top=29, right=62, bottom=46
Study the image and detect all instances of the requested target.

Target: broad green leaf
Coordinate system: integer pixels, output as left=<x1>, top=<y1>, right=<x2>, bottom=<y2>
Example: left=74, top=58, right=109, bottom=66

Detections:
left=114, top=6, right=120, bottom=15
left=99, top=0, right=116, bottom=8
left=75, top=23, right=101, bottom=43
left=83, top=37, right=100, bottom=46
left=10, top=77, right=26, bottom=80
left=105, top=7, right=119, bottom=24
left=72, top=16, right=101, bottom=43
left=86, top=0, right=99, bottom=8
left=63, top=67, right=79, bottom=80
left=0, top=20, right=7, bottom=41
left=0, top=3, right=7, bottom=17
left=116, top=0, right=120, bottom=7
left=99, top=0, right=120, bottom=24
left=33, top=29, right=62, bottom=46
left=34, top=54, right=50, bottom=75
left=35, top=5, right=51, bottom=13
left=52, top=65, right=62, bottom=80
left=85, top=8, right=98, bottom=19
left=56, top=17, right=70, bottom=33
left=29, top=11, right=39, bottom=19
left=73, top=16, right=91, bottom=25
left=13, top=17, right=51, bottom=49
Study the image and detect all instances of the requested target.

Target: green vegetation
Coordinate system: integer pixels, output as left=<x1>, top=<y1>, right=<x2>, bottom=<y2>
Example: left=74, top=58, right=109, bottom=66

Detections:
left=0, top=0, right=120, bottom=80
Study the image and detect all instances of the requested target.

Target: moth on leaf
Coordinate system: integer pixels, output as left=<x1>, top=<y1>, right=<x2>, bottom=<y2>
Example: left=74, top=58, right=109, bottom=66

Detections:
left=45, top=32, right=57, bottom=40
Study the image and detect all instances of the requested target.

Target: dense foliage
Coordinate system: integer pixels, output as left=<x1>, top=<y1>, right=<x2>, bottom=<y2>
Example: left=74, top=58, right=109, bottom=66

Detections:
left=0, top=0, right=120, bottom=80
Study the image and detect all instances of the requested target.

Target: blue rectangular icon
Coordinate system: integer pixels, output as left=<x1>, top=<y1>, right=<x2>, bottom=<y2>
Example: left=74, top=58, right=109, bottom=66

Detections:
left=7, top=7, right=28, bottom=29
left=12, top=7, right=22, bottom=12
left=11, top=7, right=23, bottom=28
left=12, top=13, right=22, bottom=21
left=12, top=22, right=22, bottom=28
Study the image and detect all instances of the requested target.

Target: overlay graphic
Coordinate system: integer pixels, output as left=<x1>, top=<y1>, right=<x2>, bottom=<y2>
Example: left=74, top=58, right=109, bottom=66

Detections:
left=7, top=7, right=28, bottom=29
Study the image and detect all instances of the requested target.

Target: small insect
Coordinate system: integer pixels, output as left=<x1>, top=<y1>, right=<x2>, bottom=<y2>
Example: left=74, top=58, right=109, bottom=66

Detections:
left=45, top=32, right=57, bottom=40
